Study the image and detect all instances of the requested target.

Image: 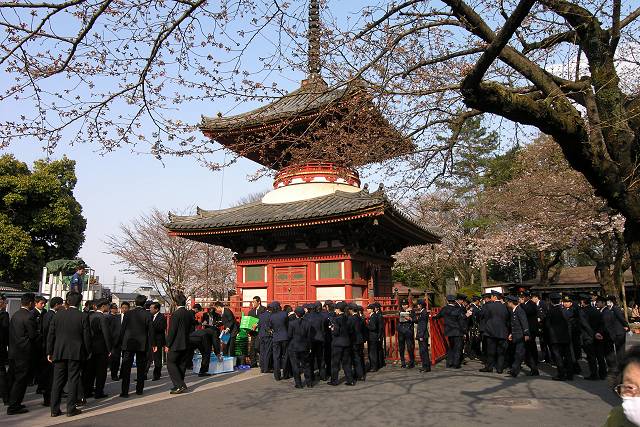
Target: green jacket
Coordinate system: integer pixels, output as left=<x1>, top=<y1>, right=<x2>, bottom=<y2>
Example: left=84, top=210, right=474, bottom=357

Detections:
left=604, top=406, right=637, bottom=427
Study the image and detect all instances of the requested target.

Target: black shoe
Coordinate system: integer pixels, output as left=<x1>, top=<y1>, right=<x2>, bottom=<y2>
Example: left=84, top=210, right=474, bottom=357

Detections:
left=345, top=381, right=355, bottom=386
left=528, top=370, right=540, bottom=376
left=111, top=376, right=119, bottom=381
left=170, top=386, right=178, bottom=391
left=419, top=367, right=431, bottom=372
left=67, top=408, right=82, bottom=417
left=170, top=386, right=187, bottom=395
left=282, top=375, right=291, bottom=380
left=327, top=381, right=339, bottom=386
left=584, top=375, right=599, bottom=380
left=509, top=371, right=518, bottom=377
left=408, top=363, right=415, bottom=369
left=119, top=393, right=129, bottom=398
left=76, top=398, right=87, bottom=407
left=7, top=407, right=29, bottom=415
left=552, top=375, right=565, bottom=381
left=401, top=364, right=407, bottom=368
left=294, top=384, right=304, bottom=389
left=306, top=383, right=314, bottom=388
left=566, top=376, right=573, bottom=381
left=94, top=393, right=109, bottom=399
left=136, top=391, right=143, bottom=396
left=84, top=393, right=94, bottom=398
left=51, top=410, right=63, bottom=417
left=198, top=373, right=212, bottom=377
left=152, top=377, right=161, bottom=381
left=496, top=370, right=503, bottom=374
left=479, top=367, right=493, bottom=372
left=43, top=400, right=51, bottom=407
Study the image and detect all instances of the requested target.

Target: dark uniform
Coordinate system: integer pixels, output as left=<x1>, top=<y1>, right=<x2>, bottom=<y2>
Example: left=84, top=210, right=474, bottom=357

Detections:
left=397, top=302, right=416, bottom=368
left=562, top=298, right=581, bottom=375
left=601, top=300, right=629, bottom=371
left=150, top=311, right=167, bottom=380
left=247, top=304, right=265, bottom=368
left=0, top=305, right=8, bottom=406
left=287, top=308, right=313, bottom=388
left=415, top=300, right=431, bottom=372
left=268, top=304, right=289, bottom=381
left=347, top=306, right=366, bottom=380
left=118, top=305, right=153, bottom=396
left=545, top=294, right=572, bottom=380
left=7, top=306, right=37, bottom=414
left=480, top=296, right=510, bottom=373
left=434, top=296, right=466, bottom=369
left=108, top=311, right=123, bottom=380
left=189, top=327, right=221, bottom=375
left=506, top=296, right=530, bottom=377
left=257, top=308, right=273, bottom=373
left=366, top=304, right=382, bottom=371
left=522, top=297, right=540, bottom=367
left=328, top=302, right=353, bottom=385
left=578, top=297, right=606, bottom=379
left=307, top=303, right=327, bottom=380
left=466, top=300, right=482, bottom=360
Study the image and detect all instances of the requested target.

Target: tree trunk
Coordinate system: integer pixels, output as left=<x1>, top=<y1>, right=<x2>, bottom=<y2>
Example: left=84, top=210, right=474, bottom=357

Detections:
left=480, top=263, right=487, bottom=288
left=538, top=250, right=563, bottom=286
left=626, top=221, right=640, bottom=289
left=595, top=262, right=616, bottom=297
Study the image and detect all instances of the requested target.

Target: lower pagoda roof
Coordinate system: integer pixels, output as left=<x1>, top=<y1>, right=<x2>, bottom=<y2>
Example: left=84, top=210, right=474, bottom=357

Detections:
left=166, top=190, right=440, bottom=246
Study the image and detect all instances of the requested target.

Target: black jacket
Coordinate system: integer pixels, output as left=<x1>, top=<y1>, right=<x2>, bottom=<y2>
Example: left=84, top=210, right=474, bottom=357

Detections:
left=366, top=311, right=382, bottom=341
left=152, top=312, right=167, bottom=347
left=167, top=307, right=194, bottom=352
left=330, top=313, right=351, bottom=347
left=545, top=304, right=570, bottom=344
left=307, top=311, right=326, bottom=342
left=91, top=312, right=113, bottom=355
left=579, top=305, right=604, bottom=345
left=348, top=314, right=365, bottom=345
left=268, top=311, right=289, bottom=343
left=47, top=306, right=92, bottom=361
left=287, top=317, right=312, bottom=352
left=482, top=301, right=510, bottom=339
left=602, top=305, right=628, bottom=339
left=416, top=308, right=430, bottom=340
left=220, top=308, right=238, bottom=336
left=119, top=306, right=153, bottom=352
left=109, top=313, right=122, bottom=349
left=522, top=300, right=539, bottom=337
left=0, top=309, right=10, bottom=361
left=510, top=305, right=530, bottom=340
left=434, top=304, right=465, bottom=337
left=8, top=308, right=38, bottom=360
left=257, top=311, right=272, bottom=339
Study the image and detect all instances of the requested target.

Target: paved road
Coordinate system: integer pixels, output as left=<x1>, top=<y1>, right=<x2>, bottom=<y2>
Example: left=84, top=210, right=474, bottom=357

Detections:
left=6, top=359, right=618, bottom=427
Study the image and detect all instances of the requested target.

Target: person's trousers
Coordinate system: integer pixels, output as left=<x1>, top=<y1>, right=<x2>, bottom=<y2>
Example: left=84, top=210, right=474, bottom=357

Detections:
left=259, top=336, right=272, bottom=373
left=605, top=334, right=627, bottom=371
left=446, top=336, right=463, bottom=368
left=594, top=339, right=608, bottom=378
left=7, top=358, right=31, bottom=411
left=510, top=338, right=526, bottom=375
left=0, top=359, right=7, bottom=405
left=249, top=335, right=260, bottom=368
left=550, top=343, right=572, bottom=378
left=197, top=335, right=213, bottom=374
left=51, top=359, right=81, bottom=414
left=110, top=348, right=121, bottom=380
left=272, top=340, right=288, bottom=380
left=524, top=336, right=539, bottom=371
left=330, top=346, right=353, bottom=383
left=583, top=341, right=598, bottom=377
left=368, top=338, right=379, bottom=371
left=418, top=338, right=431, bottom=368
left=398, top=327, right=415, bottom=366
left=120, top=350, right=147, bottom=395
left=82, top=357, right=96, bottom=397
left=289, top=350, right=312, bottom=387
left=151, top=347, right=163, bottom=379
left=324, top=336, right=332, bottom=373
left=310, top=340, right=325, bottom=379
left=352, top=344, right=365, bottom=380
left=167, top=349, right=189, bottom=389
left=91, top=352, right=108, bottom=395
left=485, top=337, right=507, bottom=372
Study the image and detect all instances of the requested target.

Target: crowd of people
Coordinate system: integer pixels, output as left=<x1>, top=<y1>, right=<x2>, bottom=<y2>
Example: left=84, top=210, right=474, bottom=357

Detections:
left=436, top=290, right=630, bottom=381
left=0, top=287, right=632, bottom=418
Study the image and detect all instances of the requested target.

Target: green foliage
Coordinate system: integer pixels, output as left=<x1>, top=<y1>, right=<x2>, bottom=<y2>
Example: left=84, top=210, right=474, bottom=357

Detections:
left=0, top=154, right=86, bottom=288
left=479, top=147, right=521, bottom=188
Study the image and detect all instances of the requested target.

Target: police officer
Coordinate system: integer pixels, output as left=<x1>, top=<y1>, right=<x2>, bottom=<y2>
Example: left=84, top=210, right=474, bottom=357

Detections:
left=577, top=293, right=606, bottom=380
left=287, top=307, right=313, bottom=389
left=328, top=302, right=354, bottom=386
left=366, top=303, right=382, bottom=372
left=307, top=302, right=327, bottom=380
left=434, top=295, right=466, bottom=369
left=347, top=303, right=366, bottom=380
left=257, top=303, right=273, bottom=373
left=397, top=299, right=416, bottom=369
left=415, top=299, right=431, bottom=373
left=467, top=296, right=482, bottom=360
left=479, top=291, right=510, bottom=374
left=546, top=293, right=572, bottom=381
left=505, top=295, right=530, bottom=377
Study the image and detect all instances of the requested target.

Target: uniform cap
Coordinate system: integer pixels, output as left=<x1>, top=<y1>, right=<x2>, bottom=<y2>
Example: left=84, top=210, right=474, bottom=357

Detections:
left=417, top=299, right=427, bottom=307
left=505, top=295, right=518, bottom=303
left=335, top=301, right=347, bottom=311
left=367, top=303, right=376, bottom=309
left=294, top=307, right=305, bottom=317
left=549, top=293, right=561, bottom=301
left=490, top=290, right=503, bottom=296
left=446, top=294, right=456, bottom=302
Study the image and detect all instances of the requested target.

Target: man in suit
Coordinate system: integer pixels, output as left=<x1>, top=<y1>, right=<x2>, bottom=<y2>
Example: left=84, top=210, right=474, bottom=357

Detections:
left=87, top=299, right=112, bottom=399
left=479, top=291, right=510, bottom=374
left=322, top=301, right=336, bottom=374
left=257, top=304, right=273, bottom=374
left=268, top=301, right=289, bottom=381
left=397, top=299, right=415, bottom=369
left=466, top=295, right=482, bottom=360
left=601, top=295, right=629, bottom=371
left=166, top=293, right=193, bottom=394
left=80, top=300, right=96, bottom=398
left=247, top=296, right=265, bottom=368
left=189, top=326, right=222, bottom=377
left=366, top=303, right=382, bottom=372
left=41, top=296, right=64, bottom=406
left=0, top=293, right=9, bottom=406
left=578, top=294, right=606, bottom=380
left=546, top=293, right=573, bottom=380
left=47, top=291, right=91, bottom=418
left=347, top=303, right=366, bottom=381
left=434, top=295, right=467, bottom=369
left=288, top=306, right=312, bottom=388
left=32, top=295, right=47, bottom=393
left=520, top=292, right=540, bottom=368
left=149, top=302, right=166, bottom=381
left=505, top=295, right=531, bottom=377
left=328, top=302, right=354, bottom=386
left=118, top=295, right=153, bottom=397
left=415, top=299, right=431, bottom=373
left=531, top=293, right=550, bottom=362
left=6, top=292, right=37, bottom=415
left=109, top=302, right=128, bottom=380
left=307, top=302, right=326, bottom=380
left=213, top=301, right=238, bottom=357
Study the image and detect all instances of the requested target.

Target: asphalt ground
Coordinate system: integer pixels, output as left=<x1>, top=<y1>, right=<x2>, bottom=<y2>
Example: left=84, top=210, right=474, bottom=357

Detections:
left=2, top=358, right=619, bottom=427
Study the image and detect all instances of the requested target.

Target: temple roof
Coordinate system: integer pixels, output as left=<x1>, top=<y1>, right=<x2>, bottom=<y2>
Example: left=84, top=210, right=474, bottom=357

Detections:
left=166, top=189, right=440, bottom=245
left=199, top=77, right=414, bottom=169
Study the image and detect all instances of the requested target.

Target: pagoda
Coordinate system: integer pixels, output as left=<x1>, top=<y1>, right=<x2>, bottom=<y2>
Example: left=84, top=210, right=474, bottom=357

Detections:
left=166, top=1, right=440, bottom=307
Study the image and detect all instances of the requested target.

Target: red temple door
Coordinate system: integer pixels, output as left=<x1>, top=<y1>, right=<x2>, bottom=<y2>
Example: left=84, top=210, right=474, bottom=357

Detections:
left=273, top=266, right=307, bottom=303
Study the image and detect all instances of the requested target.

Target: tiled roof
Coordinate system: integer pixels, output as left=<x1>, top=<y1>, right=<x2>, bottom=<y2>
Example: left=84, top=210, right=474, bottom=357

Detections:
left=166, top=190, right=440, bottom=243
left=0, top=283, right=23, bottom=293
left=523, top=265, right=634, bottom=286
left=201, top=77, right=348, bottom=132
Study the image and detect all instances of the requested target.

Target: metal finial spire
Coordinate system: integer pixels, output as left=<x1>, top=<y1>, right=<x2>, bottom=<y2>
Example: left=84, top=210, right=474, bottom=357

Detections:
left=308, top=0, right=321, bottom=76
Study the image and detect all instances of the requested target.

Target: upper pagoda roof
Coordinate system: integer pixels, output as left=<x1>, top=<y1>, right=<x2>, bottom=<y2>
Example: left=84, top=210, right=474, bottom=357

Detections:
left=166, top=189, right=440, bottom=245
left=200, top=77, right=414, bottom=169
